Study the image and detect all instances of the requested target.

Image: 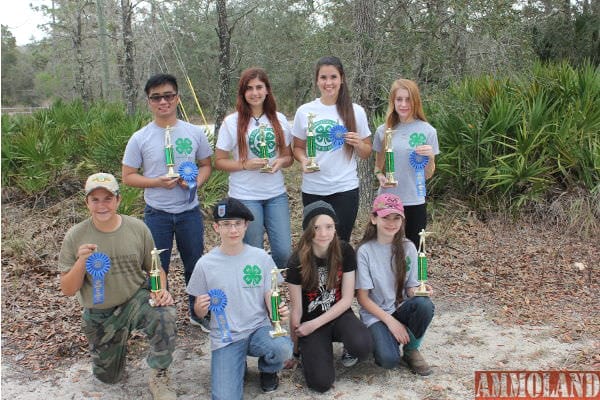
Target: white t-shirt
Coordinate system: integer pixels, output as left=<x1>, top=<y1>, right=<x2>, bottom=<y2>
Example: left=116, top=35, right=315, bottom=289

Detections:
left=292, top=98, right=371, bottom=195
left=216, top=112, right=292, bottom=200
left=355, top=239, right=419, bottom=328
left=186, top=244, right=278, bottom=351
left=122, top=120, right=213, bottom=213
left=372, top=120, right=439, bottom=206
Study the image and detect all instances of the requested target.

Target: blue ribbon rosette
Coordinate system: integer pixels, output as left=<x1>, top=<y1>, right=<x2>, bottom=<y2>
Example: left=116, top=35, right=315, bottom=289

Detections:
left=178, top=161, right=199, bottom=203
left=85, top=252, right=111, bottom=305
left=207, top=289, right=233, bottom=343
left=409, top=151, right=429, bottom=197
left=329, top=125, right=347, bottom=151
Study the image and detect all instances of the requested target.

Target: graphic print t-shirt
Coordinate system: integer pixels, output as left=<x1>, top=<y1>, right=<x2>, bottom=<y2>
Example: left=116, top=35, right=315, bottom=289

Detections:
left=285, top=241, right=356, bottom=322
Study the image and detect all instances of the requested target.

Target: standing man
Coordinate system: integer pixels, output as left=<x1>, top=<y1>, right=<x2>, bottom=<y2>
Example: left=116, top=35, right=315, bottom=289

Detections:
left=122, top=73, right=213, bottom=330
left=59, top=173, right=177, bottom=400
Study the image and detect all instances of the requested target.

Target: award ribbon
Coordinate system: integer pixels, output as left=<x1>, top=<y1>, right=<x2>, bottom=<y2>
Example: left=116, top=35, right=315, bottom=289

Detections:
left=85, top=252, right=111, bottom=305
left=329, top=125, right=347, bottom=151
left=207, top=289, right=233, bottom=343
left=178, top=161, right=199, bottom=203
left=409, top=151, right=429, bottom=197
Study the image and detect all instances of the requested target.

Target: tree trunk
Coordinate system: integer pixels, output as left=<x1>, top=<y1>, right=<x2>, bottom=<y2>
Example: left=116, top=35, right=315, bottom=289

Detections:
left=121, top=0, right=137, bottom=115
left=96, top=0, right=110, bottom=99
left=72, top=6, right=91, bottom=108
left=214, top=0, right=232, bottom=138
left=351, top=0, right=378, bottom=215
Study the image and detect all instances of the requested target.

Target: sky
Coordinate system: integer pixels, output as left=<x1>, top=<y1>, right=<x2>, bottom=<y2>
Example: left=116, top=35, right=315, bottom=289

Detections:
left=1, top=1, right=50, bottom=46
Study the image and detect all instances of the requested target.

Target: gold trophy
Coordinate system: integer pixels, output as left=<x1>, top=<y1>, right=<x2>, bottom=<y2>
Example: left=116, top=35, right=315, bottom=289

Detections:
left=258, top=124, right=273, bottom=173
left=149, top=247, right=167, bottom=306
left=269, top=267, right=288, bottom=338
left=383, top=128, right=398, bottom=187
left=415, top=229, right=433, bottom=296
left=305, top=113, right=320, bottom=171
left=164, top=125, right=179, bottom=178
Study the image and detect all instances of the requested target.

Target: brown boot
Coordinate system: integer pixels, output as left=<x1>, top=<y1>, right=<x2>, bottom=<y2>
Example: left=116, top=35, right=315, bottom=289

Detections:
left=402, top=349, right=433, bottom=376
left=149, top=369, right=177, bottom=400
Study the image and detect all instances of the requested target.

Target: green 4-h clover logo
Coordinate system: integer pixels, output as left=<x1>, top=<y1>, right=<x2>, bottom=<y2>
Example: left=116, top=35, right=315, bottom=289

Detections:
left=408, top=133, right=426, bottom=148
left=243, top=265, right=262, bottom=286
left=249, top=127, right=277, bottom=158
left=176, top=138, right=193, bottom=154
left=314, top=119, right=336, bottom=151
left=405, top=256, right=411, bottom=272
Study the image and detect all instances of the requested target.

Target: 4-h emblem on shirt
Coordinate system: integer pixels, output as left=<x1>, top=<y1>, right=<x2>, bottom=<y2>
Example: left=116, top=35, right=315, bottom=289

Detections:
left=249, top=127, right=276, bottom=158
left=408, top=133, right=426, bottom=148
left=243, top=264, right=262, bottom=287
left=314, top=118, right=337, bottom=151
left=405, top=255, right=412, bottom=271
left=176, top=138, right=193, bottom=154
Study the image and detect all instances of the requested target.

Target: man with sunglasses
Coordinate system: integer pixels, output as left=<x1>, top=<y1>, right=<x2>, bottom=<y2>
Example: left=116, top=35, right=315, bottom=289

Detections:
left=122, top=73, right=213, bottom=331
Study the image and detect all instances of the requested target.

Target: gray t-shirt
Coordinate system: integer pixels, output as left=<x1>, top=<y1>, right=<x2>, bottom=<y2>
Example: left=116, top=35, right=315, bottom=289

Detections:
left=186, top=244, right=277, bottom=351
left=372, top=120, right=440, bottom=206
left=355, top=239, right=419, bottom=328
left=122, top=120, right=213, bottom=213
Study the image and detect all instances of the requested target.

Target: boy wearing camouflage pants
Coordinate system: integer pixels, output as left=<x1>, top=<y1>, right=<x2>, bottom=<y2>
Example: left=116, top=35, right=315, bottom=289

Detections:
left=59, top=173, right=177, bottom=400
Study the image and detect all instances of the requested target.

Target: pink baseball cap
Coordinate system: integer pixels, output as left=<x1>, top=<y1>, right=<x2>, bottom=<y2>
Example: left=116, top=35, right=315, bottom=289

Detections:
left=372, top=193, right=405, bottom=218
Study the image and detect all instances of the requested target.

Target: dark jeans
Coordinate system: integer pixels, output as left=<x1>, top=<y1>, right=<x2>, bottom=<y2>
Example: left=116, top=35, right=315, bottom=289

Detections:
left=404, top=204, right=427, bottom=250
left=298, top=309, right=372, bottom=393
left=302, top=188, right=359, bottom=242
left=368, top=296, right=434, bottom=369
left=144, top=205, right=204, bottom=320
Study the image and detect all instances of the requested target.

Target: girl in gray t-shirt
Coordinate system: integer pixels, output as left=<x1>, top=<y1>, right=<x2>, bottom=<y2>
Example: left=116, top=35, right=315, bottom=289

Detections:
left=355, top=193, right=435, bottom=376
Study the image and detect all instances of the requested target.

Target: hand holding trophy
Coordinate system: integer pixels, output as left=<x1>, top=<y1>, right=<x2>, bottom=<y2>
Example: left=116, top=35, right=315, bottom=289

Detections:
left=269, top=267, right=289, bottom=338
left=382, top=128, right=398, bottom=187
left=164, top=126, right=180, bottom=178
left=259, top=124, right=273, bottom=173
left=305, top=113, right=320, bottom=172
left=149, top=247, right=167, bottom=306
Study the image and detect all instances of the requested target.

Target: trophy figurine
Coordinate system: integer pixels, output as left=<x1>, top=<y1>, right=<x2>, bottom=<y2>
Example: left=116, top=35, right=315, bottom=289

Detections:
left=149, top=247, right=167, bottom=306
left=269, top=267, right=288, bottom=338
left=415, top=229, right=433, bottom=297
left=258, top=124, right=273, bottom=173
left=383, top=128, right=398, bottom=187
left=305, top=113, right=320, bottom=171
left=164, top=125, right=179, bottom=178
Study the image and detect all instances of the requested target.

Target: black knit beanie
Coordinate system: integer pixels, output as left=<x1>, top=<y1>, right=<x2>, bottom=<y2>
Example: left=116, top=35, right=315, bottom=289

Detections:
left=302, top=201, right=337, bottom=230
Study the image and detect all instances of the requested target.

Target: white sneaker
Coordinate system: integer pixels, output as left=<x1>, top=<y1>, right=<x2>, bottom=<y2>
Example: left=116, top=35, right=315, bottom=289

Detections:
left=189, top=316, right=210, bottom=333
left=149, top=369, right=176, bottom=400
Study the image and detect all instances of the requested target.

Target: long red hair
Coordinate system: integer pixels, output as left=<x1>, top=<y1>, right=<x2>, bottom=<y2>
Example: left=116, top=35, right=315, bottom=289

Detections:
left=236, top=67, right=285, bottom=160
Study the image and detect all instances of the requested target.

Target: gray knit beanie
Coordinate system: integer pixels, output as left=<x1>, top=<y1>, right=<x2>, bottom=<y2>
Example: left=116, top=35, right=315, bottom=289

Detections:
left=302, top=201, right=337, bottom=230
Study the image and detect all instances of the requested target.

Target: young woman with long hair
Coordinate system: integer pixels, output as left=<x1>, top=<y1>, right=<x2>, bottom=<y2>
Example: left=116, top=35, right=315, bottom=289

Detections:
left=215, top=67, right=293, bottom=268
left=373, top=79, right=440, bottom=249
left=291, top=56, right=372, bottom=242
left=285, top=201, right=372, bottom=393
left=355, top=193, right=435, bottom=375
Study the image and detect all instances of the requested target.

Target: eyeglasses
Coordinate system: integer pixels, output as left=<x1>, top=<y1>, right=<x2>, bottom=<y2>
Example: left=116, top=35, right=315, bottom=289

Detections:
left=217, top=220, right=246, bottom=230
left=148, top=93, right=178, bottom=103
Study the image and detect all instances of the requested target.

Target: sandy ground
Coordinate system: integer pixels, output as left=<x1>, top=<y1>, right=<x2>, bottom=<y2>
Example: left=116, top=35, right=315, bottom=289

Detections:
left=2, top=298, right=595, bottom=400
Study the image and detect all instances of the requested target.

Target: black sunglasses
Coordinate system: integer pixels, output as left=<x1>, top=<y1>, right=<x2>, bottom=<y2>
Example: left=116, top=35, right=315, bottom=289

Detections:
left=148, top=93, right=178, bottom=103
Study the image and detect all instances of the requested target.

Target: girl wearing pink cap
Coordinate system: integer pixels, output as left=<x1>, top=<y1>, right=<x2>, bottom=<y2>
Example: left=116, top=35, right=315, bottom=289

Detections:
left=355, top=193, right=435, bottom=376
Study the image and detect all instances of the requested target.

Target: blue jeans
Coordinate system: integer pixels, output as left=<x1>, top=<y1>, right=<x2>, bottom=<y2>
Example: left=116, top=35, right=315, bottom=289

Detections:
left=368, top=296, right=434, bottom=369
left=211, top=325, right=292, bottom=400
left=144, top=205, right=204, bottom=320
left=239, top=193, right=292, bottom=268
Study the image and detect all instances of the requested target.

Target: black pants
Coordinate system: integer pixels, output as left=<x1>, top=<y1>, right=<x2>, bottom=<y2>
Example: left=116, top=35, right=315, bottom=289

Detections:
left=404, top=203, right=427, bottom=249
left=302, top=188, right=359, bottom=242
left=298, top=309, right=373, bottom=393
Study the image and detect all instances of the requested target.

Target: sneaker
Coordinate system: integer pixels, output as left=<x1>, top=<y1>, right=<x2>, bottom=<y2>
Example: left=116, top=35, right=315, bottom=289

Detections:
left=341, top=348, right=358, bottom=367
left=402, top=349, right=433, bottom=376
left=259, top=372, right=279, bottom=393
left=149, top=369, right=177, bottom=400
left=189, top=316, right=210, bottom=333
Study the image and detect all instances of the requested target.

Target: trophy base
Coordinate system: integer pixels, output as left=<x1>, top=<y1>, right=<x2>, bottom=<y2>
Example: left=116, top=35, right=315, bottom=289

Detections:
left=269, top=328, right=288, bottom=338
left=149, top=298, right=156, bottom=307
left=414, top=282, right=429, bottom=297
left=382, top=181, right=398, bottom=188
left=260, top=165, right=273, bottom=173
left=306, top=164, right=320, bottom=172
left=166, top=173, right=180, bottom=178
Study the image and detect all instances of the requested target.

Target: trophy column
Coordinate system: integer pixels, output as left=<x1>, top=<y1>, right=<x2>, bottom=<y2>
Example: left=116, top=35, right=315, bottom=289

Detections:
left=384, top=128, right=398, bottom=186
left=305, top=113, right=320, bottom=171
left=164, top=125, right=179, bottom=178
left=415, top=229, right=432, bottom=297
left=259, top=124, right=273, bottom=173
left=269, top=268, right=288, bottom=338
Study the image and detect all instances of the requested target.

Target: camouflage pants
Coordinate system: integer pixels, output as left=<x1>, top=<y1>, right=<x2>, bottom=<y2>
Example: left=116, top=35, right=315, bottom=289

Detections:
left=82, top=288, right=177, bottom=384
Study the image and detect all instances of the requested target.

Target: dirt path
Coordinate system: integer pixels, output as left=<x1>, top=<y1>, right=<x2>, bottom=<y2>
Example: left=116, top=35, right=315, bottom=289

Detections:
left=2, top=297, right=595, bottom=400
